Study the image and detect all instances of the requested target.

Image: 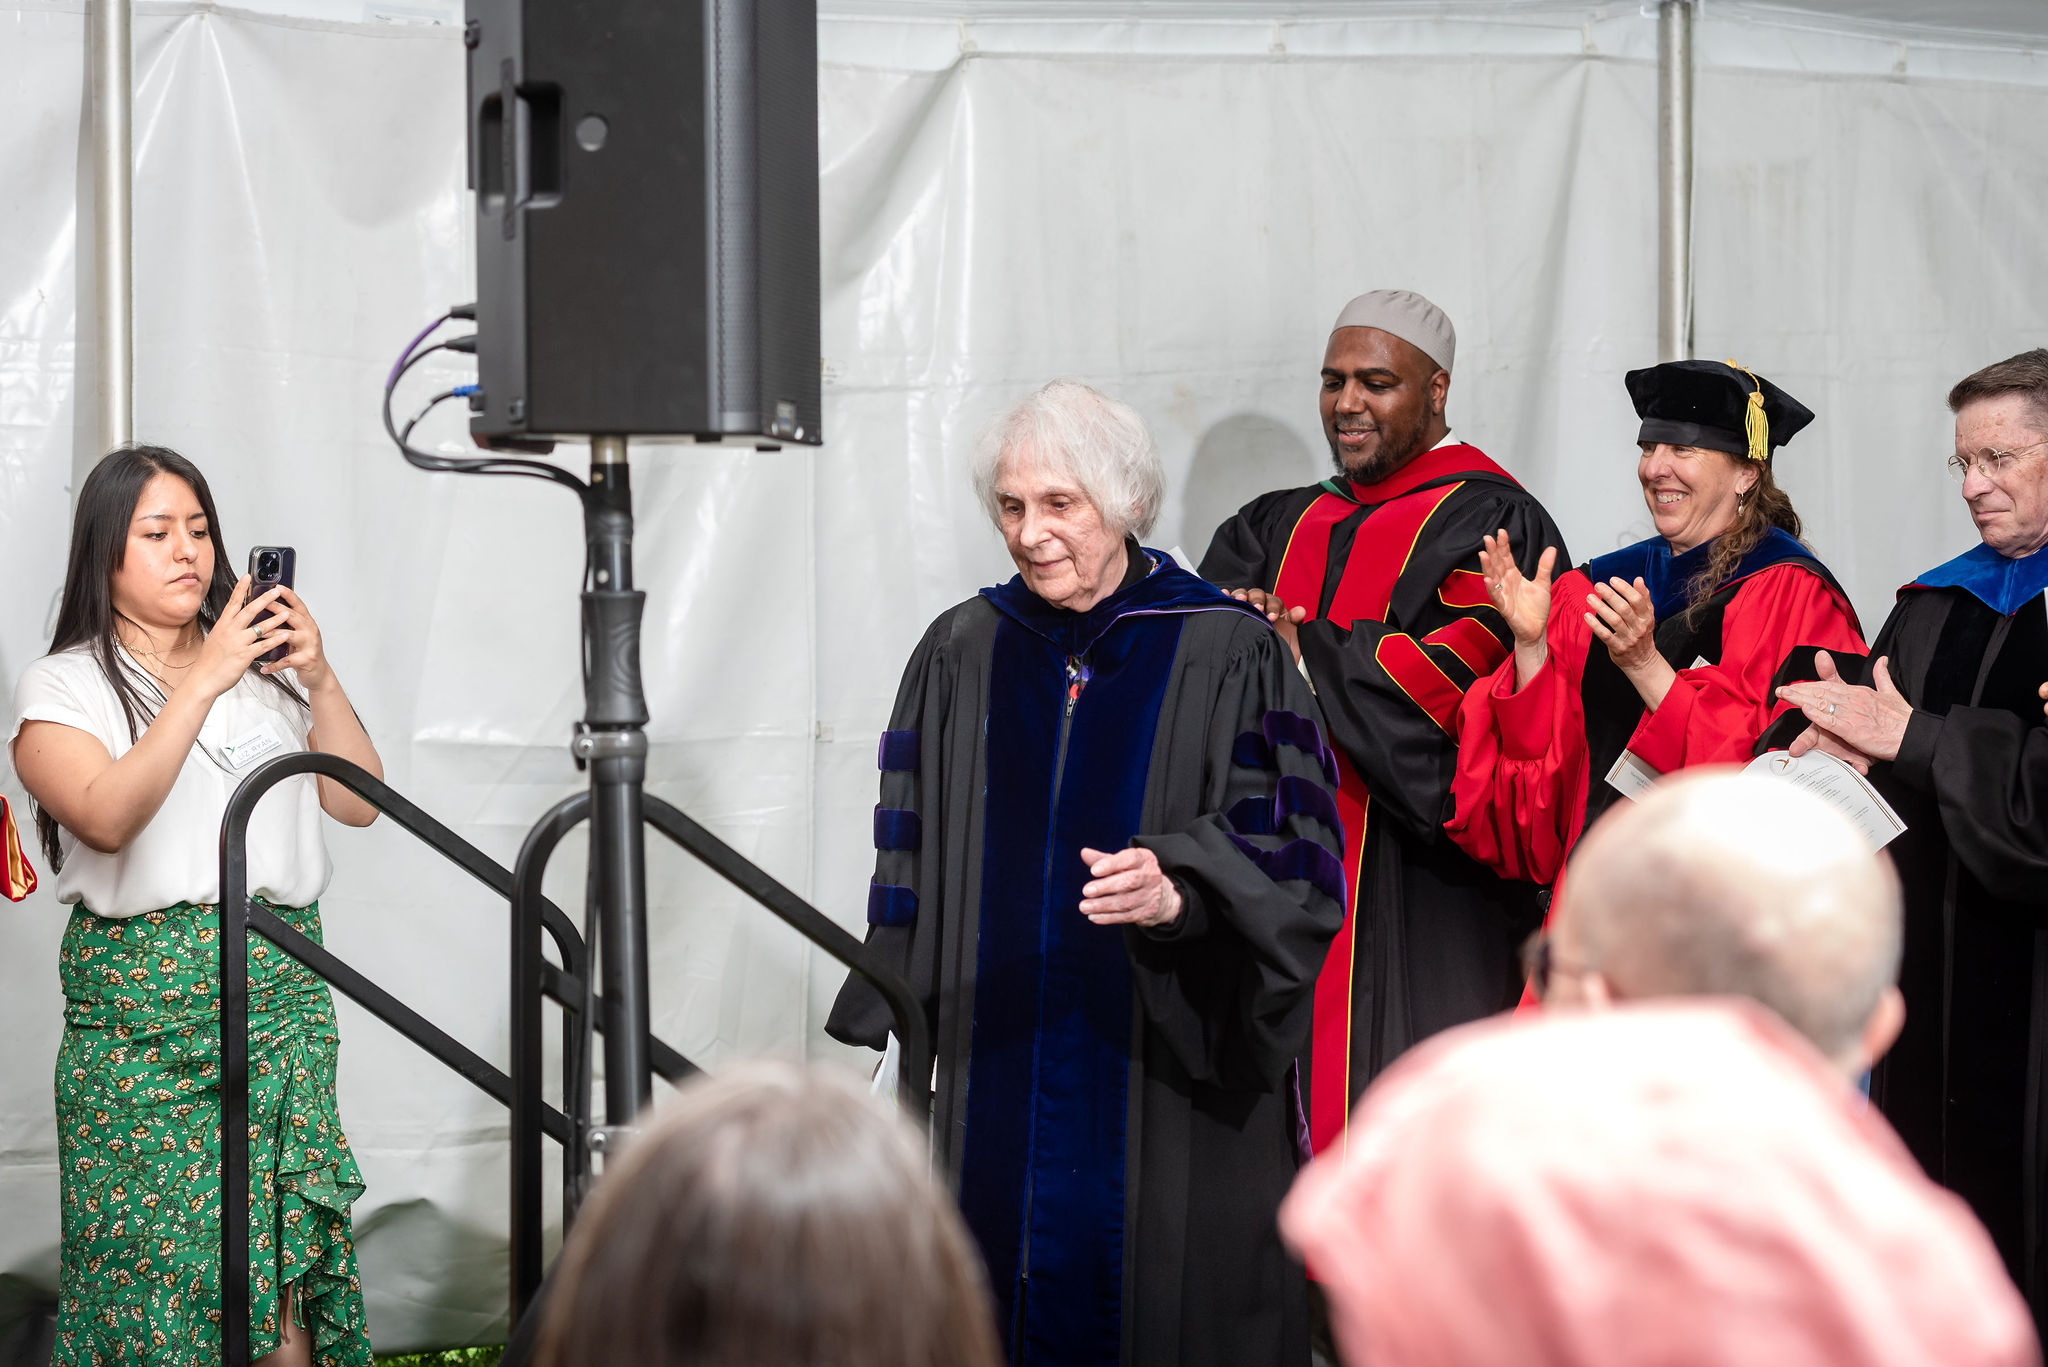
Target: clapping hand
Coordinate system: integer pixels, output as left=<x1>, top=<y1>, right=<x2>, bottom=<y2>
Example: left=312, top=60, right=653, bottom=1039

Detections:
left=1778, top=650, right=1911, bottom=769
left=1481, top=530, right=1555, bottom=687
left=1586, top=577, right=1657, bottom=671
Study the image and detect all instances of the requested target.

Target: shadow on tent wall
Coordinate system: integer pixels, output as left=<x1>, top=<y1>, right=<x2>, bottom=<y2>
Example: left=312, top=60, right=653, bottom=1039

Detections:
left=1175, top=413, right=1321, bottom=560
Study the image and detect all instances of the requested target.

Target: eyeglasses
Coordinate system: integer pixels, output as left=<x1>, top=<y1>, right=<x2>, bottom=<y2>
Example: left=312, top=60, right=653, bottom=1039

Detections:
left=1519, top=931, right=1595, bottom=1000
left=1947, top=439, right=2048, bottom=484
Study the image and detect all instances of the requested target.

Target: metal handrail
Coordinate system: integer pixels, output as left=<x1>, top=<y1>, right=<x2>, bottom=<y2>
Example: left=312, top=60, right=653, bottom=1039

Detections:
left=215, top=750, right=691, bottom=1366
left=640, top=795, right=933, bottom=1105
left=218, top=748, right=934, bottom=1359
left=504, top=790, right=935, bottom=1318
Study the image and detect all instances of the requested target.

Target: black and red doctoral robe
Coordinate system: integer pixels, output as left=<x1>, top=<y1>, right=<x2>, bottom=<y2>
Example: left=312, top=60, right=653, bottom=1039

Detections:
left=1447, top=528, right=1864, bottom=887
left=827, top=548, right=1344, bottom=1367
left=1198, top=441, right=1566, bottom=1151
left=1766, top=541, right=2048, bottom=1336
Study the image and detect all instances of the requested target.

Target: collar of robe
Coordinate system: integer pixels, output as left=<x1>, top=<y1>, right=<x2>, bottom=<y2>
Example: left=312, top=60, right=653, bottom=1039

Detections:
left=983, top=545, right=1265, bottom=654
left=1322, top=441, right=1522, bottom=506
left=1907, top=538, right=2048, bottom=617
left=1584, top=525, right=1815, bottom=622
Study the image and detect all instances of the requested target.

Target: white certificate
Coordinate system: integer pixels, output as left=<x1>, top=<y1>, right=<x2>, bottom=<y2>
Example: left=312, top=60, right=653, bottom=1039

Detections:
left=1742, top=748, right=1907, bottom=851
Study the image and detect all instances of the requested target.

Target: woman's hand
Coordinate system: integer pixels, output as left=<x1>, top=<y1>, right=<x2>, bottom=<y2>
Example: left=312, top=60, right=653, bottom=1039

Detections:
left=1078, top=845, right=1182, bottom=928
left=256, top=585, right=386, bottom=826
left=1587, top=576, right=1678, bottom=710
left=256, top=586, right=332, bottom=690
left=1482, top=531, right=1554, bottom=689
left=1587, top=578, right=1656, bottom=670
left=1481, top=531, right=1553, bottom=648
left=188, top=576, right=288, bottom=700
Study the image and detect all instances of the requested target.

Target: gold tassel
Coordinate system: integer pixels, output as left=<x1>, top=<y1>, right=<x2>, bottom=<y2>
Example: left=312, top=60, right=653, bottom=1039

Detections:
left=1726, top=359, right=1769, bottom=462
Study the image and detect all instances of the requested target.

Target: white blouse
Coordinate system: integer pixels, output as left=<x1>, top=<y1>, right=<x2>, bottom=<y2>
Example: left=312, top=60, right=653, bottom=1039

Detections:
left=7, top=648, right=333, bottom=918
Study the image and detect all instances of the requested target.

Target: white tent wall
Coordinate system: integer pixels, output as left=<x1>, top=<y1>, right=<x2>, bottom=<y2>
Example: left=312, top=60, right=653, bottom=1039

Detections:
left=1, top=0, right=2045, bottom=1351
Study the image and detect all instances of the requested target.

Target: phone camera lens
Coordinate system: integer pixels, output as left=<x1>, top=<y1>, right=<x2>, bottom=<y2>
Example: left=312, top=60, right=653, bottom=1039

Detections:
left=258, top=552, right=280, bottom=577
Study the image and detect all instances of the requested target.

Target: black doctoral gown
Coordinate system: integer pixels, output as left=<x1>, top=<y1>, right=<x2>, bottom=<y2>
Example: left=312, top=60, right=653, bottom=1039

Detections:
left=1783, top=542, right=2048, bottom=1335
left=1199, top=441, right=1567, bottom=1152
left=827, top=547, right=1345, bottom=1367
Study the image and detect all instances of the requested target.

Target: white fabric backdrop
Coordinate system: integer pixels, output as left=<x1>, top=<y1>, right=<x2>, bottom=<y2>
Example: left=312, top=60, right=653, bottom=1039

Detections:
left=1, top=0, right=2045, bottom=1350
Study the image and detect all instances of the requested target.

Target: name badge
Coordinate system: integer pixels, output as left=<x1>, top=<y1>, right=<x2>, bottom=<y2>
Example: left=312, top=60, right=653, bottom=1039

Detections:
left=220, top=725, right=286, bottom=772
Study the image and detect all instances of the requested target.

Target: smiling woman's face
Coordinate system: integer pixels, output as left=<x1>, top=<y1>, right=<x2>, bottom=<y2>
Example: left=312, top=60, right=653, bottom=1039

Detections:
left=1636, top=442, right=1759, bottom=555
left=111, top=472, right=214, bottom=632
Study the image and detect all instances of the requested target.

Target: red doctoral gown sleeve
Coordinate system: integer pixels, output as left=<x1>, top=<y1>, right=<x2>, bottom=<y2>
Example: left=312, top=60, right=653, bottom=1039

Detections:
left=1443, top=569, right=1594, bottom=886
left=1624, top=564, right=1866, bottom=773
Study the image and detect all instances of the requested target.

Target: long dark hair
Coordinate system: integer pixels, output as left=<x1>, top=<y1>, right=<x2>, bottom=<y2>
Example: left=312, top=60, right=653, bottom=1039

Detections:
left=533, top=1061, right=1003, bottom=1367
left=1687, top=456, right=1803, bottom=622
left=34, top=445, right=303, bottom=870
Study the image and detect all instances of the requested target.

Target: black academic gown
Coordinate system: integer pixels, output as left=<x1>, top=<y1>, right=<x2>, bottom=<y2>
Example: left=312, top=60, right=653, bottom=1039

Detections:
left=1801, top=547, right=2048, bottom=1336
left=1199, top=442, right=1567, bottom=1152
left=827, top=547, right=1345, bottom=1367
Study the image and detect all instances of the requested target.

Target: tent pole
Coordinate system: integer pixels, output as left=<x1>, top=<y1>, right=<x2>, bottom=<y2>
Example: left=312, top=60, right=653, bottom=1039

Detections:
left=1657, top=0, right=1693, bottom=363
left=91, top=0, right=134, bottom=457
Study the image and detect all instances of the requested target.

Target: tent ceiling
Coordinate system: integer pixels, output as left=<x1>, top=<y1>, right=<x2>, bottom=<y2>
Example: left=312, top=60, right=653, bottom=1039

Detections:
left=818, top=1, right=2048, bottom=46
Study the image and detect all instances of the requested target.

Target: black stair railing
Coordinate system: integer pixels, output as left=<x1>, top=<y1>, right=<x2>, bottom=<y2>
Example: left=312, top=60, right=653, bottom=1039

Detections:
left=506, top=790, right=935, bottom=1317
left=216, top=749, right=931, bottom=1364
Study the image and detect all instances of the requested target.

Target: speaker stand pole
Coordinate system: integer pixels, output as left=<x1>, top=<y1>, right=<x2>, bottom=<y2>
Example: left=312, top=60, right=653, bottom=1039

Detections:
left=574, top=434, right=653, bottom=1137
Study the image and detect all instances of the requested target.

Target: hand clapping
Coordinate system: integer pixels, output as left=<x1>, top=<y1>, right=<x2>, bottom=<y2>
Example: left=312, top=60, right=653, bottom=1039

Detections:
left=1777, top=650, right=1912, bottom=769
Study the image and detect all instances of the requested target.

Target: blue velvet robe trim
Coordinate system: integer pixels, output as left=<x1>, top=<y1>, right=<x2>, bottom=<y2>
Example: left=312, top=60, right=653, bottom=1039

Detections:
left=1257, top=709, right=1339, bottom=784
left=874, top=806, right=922, bottom=852
left=961, top=562, right=1219, bottom=1366
left=1232, top=731, right=1274, bottom=770
left=978, top=546, right=1265, bottom=651
left=1585, top=526, right=1814, bottom=622
left=878, top=729, right=919, bottom=772
left=1226, top=834, right=1348, bottom=906
left=1275, top=774, right=1344, bottom=836
left=867, top=881, right=917, bottom=927
left=1908, top=539, right=2048, bottom=617
left=1228, top=796, right=1277, bottom=836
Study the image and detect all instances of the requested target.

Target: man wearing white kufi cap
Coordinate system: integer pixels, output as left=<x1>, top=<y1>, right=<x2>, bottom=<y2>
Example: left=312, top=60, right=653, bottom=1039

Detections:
left=1200, top=289, right=1568, bottom=1158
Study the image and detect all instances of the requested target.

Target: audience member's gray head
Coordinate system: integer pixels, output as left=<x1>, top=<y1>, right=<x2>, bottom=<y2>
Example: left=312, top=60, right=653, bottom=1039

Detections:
left=1551, top=770, right=1903, bottom=1074
left=970, top=378, right=1164, bottom=540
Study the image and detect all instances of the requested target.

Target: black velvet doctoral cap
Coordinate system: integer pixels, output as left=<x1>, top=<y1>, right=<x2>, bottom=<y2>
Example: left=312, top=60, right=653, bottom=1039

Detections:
left=1624, top=359, right=1815, bottom=462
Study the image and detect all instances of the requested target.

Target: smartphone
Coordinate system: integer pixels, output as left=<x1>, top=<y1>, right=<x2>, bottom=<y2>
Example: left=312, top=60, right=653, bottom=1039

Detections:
left=247, top=546, right=296, bottom=665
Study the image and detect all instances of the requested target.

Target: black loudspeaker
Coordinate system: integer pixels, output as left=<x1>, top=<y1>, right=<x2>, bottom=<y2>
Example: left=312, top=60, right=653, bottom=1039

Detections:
left=465, top=0, right=821, bottom=445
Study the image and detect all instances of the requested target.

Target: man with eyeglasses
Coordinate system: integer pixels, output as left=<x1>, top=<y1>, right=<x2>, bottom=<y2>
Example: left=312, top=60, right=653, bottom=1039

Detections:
left=1774, top=347, right=2048, bottom=1335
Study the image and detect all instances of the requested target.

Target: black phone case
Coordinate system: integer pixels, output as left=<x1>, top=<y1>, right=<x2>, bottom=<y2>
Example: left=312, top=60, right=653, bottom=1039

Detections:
left=247, top=546, right=297, bottom=665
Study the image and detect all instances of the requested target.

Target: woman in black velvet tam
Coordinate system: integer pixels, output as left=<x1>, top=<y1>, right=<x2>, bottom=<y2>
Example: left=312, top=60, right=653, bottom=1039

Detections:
left=827, top=380, right=1343, bottom=1367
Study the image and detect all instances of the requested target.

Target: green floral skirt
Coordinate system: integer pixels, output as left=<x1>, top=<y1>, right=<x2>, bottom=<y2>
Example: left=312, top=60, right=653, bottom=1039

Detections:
left=55, top=900, right=374, bottom=1366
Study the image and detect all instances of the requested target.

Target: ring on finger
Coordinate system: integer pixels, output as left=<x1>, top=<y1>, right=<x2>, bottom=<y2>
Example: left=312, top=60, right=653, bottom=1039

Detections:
left=1826, top=701, right=1837, bottom=717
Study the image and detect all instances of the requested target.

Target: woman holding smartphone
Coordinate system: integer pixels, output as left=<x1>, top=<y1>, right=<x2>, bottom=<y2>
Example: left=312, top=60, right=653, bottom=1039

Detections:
left=11, top=446, right=381, bottom=1366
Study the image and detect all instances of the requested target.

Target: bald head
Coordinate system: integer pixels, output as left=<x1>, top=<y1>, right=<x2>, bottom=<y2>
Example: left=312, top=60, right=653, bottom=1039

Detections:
left=1555, top=771, right=1902, bottom=1072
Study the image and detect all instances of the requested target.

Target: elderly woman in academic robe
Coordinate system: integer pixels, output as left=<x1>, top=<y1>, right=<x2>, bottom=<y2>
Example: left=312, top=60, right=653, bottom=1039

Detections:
left=1775, top=348, right=2048, bottom=1340
left=826, top=379, right=1344, bottom=1367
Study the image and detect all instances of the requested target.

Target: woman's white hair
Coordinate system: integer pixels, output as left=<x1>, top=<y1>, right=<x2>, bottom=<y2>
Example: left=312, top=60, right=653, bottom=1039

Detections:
left=970, top=379, right=1164, bottom=540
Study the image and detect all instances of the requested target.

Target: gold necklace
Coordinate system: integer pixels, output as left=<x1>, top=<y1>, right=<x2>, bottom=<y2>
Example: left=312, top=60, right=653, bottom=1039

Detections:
left=124, top=630, right=200, bottom=686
